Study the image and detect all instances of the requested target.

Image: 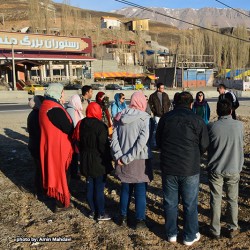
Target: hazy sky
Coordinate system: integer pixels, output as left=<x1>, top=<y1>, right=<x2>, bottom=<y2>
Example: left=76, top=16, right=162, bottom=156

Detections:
left=53, top=0, right=248, bottom=12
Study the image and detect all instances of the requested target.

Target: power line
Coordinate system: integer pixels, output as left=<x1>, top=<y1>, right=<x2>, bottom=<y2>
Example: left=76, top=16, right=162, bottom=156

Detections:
left=214, top=0, right=250, bottom=18
left=114, top=0, right=250, bottom=43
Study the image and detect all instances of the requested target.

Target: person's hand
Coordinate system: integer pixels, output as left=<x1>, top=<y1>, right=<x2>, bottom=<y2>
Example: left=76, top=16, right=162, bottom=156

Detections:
left=117, top=159, right=123, bottom=166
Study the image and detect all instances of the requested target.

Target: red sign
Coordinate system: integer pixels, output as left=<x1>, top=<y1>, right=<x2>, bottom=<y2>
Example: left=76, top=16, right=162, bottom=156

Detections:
left=0, top=31, right=92, bottom=54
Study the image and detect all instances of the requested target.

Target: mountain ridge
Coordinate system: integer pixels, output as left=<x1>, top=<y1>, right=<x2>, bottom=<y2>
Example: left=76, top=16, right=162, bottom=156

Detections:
left=113, top=7, right=250, bottom=29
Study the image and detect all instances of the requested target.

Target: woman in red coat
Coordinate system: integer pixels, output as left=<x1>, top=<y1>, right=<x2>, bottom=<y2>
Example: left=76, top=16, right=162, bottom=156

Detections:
left=39, top=83, right=74, bottom=212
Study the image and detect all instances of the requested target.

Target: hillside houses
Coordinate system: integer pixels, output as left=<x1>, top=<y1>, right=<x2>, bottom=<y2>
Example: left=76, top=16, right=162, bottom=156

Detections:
left=101, top=16, right=122, bottom=29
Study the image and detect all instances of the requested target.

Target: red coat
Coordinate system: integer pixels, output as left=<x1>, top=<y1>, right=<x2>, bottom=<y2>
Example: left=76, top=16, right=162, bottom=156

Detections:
left=39, top=100, right=73, bottom=207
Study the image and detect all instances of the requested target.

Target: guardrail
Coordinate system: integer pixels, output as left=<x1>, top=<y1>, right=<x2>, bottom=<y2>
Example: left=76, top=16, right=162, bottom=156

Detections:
left=0, top=88, right=249, bottom=104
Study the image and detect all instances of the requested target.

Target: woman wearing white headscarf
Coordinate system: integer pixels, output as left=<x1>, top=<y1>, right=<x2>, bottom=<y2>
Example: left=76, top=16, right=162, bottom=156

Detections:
left=39, top=83, right=74, bottom=212
left=66, top=94, right=84, bottom=127
left=66, top=94, right=84, bottom=179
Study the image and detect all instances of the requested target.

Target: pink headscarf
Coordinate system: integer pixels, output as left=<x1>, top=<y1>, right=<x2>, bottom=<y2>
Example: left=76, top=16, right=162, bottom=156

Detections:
left=129, top=91, right=147, bottom=112
left=68, top=94, right=83, bottom=125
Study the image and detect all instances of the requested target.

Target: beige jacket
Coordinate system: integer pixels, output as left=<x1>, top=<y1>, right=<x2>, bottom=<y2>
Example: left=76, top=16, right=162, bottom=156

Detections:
left=82, top=98, right=90, bottom=117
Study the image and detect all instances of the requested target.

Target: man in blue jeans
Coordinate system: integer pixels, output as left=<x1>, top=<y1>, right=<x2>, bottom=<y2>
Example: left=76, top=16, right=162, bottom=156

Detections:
left=156, top=92, right=209, bottom=246
left=207, top=99, right=244, bottom=239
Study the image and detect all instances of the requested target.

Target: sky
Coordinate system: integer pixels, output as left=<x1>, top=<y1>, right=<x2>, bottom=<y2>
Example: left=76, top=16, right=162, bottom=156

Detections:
left=53, top=0, right=249, bottom=12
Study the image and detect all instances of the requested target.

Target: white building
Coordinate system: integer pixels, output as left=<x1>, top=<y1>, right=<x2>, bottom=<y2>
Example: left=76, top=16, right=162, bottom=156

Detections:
left=101, top=16, right=121, bottom=29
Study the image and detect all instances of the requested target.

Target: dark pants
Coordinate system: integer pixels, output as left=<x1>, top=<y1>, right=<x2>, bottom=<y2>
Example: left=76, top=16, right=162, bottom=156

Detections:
left=232, top=110, right=237, bottom=120
left=69, top=152, right=79, bottom=177
left=86, top=175, right=106, bottom=216
left=33, top=157, right=43, bottom=196
left=120, top=182, right=147, bottom=220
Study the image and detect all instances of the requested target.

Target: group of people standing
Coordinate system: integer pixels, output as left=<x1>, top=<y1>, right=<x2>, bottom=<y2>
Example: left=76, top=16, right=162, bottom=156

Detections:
left=27, top=82, right=243, bottom=246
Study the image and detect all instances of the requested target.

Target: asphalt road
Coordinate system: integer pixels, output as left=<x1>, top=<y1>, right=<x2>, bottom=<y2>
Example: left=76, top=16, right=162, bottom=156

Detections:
left=0, top=103, right=29, bottom=113
left=1, top=97, right=250, bottom=113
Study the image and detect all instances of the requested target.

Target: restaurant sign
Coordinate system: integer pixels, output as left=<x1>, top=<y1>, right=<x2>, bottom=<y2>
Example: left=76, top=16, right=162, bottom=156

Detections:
left=0, top=31, right=92, bottom=53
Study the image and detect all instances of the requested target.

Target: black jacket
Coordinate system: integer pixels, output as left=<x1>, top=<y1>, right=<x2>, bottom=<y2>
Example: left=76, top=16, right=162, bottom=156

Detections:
left=148, top=91, right=171, bottom=117
left=218, top=92, right=239, bottom=110
left=156, top=107, right=209, bottom=176
left=78, top=117, right=113, bottom=178
left=218, top=92, right=239, bottom=120
left=27, top=109, right=40, bottom=159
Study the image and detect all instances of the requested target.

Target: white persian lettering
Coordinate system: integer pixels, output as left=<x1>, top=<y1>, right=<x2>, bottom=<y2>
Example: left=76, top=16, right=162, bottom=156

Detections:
left=20, top=36, right=31, bottom=46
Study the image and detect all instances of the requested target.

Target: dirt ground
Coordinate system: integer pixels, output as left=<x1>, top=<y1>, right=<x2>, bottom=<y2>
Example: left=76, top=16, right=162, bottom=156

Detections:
left=0, top=104, right=249, bottom=250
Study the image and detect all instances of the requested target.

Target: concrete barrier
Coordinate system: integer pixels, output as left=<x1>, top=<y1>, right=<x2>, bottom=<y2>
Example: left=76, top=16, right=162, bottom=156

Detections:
left=0, top=88, right=250, bottom=104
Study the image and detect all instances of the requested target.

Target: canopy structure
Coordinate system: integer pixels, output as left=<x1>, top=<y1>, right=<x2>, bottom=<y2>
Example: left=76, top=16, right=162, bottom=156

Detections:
left=99, top=40, right=136, bottom=46
left=147, top=75, right=158, bottom=80
left=94, top=72, right=145, bottom=79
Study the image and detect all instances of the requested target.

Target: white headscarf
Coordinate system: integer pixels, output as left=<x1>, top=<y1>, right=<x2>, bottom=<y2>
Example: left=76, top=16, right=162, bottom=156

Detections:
left=68, top=94, right=84, bottom=125
left=44, top=83, right=64, bottom=101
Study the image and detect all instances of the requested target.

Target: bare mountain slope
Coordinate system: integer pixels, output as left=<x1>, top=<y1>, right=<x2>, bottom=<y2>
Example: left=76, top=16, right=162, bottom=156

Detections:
left=113, top=7, right=250, bottom=29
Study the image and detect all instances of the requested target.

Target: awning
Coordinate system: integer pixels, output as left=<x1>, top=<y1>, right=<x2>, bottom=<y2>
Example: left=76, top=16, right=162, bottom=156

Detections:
left=147, top=75, right=158, bottom=80
left=94, top=72, right=145, bottom=78
left=0, top=53, right=96, bottom=61
left=99, top=40, right=136, bottom=46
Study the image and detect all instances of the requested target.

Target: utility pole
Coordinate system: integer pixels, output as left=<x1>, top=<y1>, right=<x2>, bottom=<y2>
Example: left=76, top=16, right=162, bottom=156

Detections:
left=172, top=43, right=179, bottom=88
left=182, top=60, right=184, bottom=89
left=11, top=43, right=16, bottom=90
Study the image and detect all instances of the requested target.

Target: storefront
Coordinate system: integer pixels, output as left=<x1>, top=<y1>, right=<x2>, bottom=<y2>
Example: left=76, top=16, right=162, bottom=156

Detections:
left=0, top=31, right=95, bottom=88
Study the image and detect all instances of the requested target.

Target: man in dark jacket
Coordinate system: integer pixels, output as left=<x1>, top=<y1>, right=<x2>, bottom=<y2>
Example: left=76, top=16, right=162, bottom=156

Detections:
left=217, top=84, right=239, bottom=120
left=156, top=91, right=209, bottom=246
left=148, top=83, right=171, bottom=148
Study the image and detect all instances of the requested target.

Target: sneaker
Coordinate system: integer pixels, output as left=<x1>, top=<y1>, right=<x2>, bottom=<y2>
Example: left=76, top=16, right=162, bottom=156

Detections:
left=136, top=220, right=147, bottom=230
left=183, top=232, right=200, bottom=246
left=117, top=215, right=127, bottom=226
left=54, top=204, right=73, bottom=213
left=88, top=212, right=95, bottom=220
left=209, top=232, right=220, bottom=240
left=97, top=214, right=111, bottom=221
left=168, top=235, right=177, bottom=243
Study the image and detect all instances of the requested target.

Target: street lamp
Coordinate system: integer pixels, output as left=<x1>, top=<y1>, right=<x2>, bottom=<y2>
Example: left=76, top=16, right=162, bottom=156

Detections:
left=11, top=43, right=16, bottom=90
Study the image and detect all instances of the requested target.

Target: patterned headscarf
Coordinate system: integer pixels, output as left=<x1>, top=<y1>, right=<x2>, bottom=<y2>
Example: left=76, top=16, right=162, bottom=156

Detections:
left=44, top=83, right=64, bottom=101
left=96, top=91, right=105, bottom=105
left=95, top=91, right=112, bottom=127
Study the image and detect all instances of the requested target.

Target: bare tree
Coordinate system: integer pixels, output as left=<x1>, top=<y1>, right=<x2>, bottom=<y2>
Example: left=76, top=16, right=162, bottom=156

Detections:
left=61, top=0, right=72, bottom=35
left=176, top=26, right=250, bottom=72
left=28, top=0, right=41, bottom=32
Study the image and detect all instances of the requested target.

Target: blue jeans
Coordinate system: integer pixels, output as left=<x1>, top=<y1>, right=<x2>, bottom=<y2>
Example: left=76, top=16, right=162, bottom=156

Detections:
left=86, top=175, right=106, bottom=216
left=152, top=116, right=160, bottom=148
left=162, top=174, right=200, bottom=242
left=120, top=183, right=147, bottom=220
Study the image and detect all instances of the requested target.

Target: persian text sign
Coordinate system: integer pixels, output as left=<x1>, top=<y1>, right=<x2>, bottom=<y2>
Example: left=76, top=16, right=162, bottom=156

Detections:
left=0, top=32, right=92, bottom=53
